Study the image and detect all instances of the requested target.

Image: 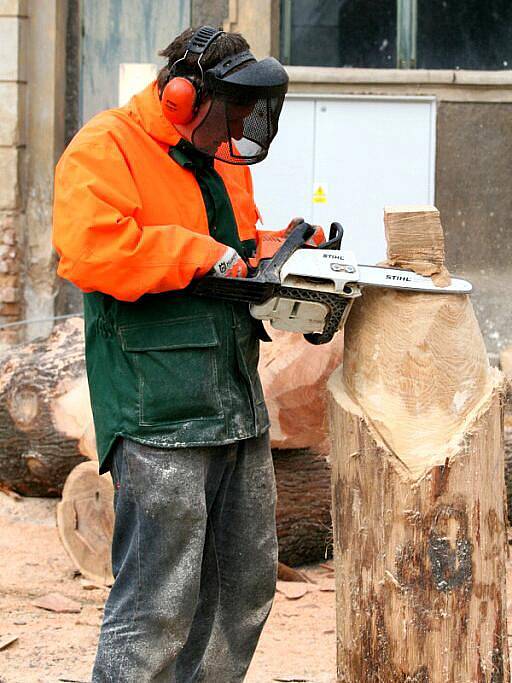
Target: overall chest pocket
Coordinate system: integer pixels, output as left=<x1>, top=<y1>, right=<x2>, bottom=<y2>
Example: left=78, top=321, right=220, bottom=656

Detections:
left=119, top=317, right=223, bottom=427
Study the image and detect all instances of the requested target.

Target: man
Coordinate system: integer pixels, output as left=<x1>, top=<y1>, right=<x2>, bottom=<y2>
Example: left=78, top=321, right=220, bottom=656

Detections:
left=53, top=26, right=318, bottom=682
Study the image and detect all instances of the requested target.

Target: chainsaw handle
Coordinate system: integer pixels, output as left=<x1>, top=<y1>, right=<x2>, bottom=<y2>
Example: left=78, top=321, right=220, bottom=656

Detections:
left=256, top=221, right=315, bottom=283
left=317, top=222, right=344, bottom=251
left=304, top=292, right=354, bottom=345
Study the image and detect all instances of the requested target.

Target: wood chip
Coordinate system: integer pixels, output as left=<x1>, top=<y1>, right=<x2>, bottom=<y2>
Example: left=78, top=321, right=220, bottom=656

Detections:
left=310, top=578, right=336, bottom=593
left=32, top=593, right=81, bottom=614
left=80, top=579, right=101, bottom=591
left=319, top=562, right=334, bottom=571
left=0, top=635, right=18, bottom=651
left=276, top=581, right=309, bottom=600
left=273, top=677, right=311, bottom=682
left=58, top=677, right=90, bottom=683
left=277, top=562, right=316, bottom=584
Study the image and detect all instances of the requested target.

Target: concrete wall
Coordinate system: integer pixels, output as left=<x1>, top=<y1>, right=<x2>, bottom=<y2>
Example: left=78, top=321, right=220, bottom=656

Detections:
left=23, top=1, right=68, bottom=342
left=191, top=0, right=228, bottom=28
left=0, top=0, right=27, bottom=346
left=437, top=102, right=512, bottom=359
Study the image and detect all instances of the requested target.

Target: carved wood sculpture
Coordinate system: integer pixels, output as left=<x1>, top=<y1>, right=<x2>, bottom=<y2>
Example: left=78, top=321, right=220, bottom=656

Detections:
left=328, top=206, right=509, bottom=682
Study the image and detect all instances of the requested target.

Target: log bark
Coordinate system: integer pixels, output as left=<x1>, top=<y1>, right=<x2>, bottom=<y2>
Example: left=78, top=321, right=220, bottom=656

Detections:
left=0, top=318, right=94, bottom=496
left=274, top=448, right=332, bottom=566
left=328, top=206, right=509, bottom=682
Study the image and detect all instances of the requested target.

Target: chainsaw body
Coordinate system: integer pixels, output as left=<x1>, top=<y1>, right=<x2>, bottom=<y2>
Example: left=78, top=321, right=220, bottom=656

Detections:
left=190, top=222, right=472, bottom=345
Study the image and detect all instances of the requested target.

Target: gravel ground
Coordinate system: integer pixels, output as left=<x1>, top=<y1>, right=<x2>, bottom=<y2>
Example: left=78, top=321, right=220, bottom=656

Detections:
left=0, top=493, right=336, bottom=683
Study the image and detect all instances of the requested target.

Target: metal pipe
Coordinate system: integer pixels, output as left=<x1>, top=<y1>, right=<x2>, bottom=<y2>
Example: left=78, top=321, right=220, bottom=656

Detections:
left=397, top=0, right=417, bottom=69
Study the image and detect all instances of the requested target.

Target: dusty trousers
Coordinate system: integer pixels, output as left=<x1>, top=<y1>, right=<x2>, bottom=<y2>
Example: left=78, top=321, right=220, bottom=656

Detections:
left=91, top=432, right=277, bottom=683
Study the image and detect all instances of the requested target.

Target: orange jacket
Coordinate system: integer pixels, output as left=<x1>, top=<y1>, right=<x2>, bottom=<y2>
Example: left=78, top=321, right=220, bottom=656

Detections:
left=52, top=82, right=260, bottom=302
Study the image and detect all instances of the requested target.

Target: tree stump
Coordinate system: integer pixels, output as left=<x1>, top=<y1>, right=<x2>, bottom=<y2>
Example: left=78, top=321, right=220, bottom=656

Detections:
left=328, top=206, right=509, bottom=682
left=0, top=318, right=94, bottom=496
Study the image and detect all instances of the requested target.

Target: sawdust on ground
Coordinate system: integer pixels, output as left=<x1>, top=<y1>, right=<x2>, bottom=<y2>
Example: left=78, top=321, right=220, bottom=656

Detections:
left=0, top=493, right=336, bottom=683
left=3, top=492, right=512, bottom=683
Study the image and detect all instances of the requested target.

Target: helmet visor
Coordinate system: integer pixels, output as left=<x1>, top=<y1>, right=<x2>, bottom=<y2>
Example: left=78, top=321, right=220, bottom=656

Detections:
left=192, top=56, right=288, bottom=165
left=192, top=93, right=286, bottom=164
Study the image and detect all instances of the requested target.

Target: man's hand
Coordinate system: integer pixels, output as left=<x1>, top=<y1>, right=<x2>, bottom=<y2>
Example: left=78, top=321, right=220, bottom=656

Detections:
left=253, top=218, right=326, bottom=266
left=283, top=217, right=326, bottom=247
left=212, top=246, right=248, bottom=278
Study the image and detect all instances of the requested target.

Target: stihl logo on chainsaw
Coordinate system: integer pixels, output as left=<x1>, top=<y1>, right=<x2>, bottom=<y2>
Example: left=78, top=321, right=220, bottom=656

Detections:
left=385, top=274, right=412, bottom=282
left=322, top=254, right=345, bottom=260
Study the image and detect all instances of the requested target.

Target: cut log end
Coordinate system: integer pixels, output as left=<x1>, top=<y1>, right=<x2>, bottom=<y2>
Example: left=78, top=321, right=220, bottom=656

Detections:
left=57, top=461, right=114, bottom=586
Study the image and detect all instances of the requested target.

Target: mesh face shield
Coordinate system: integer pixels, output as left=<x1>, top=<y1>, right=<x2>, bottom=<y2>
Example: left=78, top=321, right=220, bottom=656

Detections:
left=191, top=52, right=289, bottom=165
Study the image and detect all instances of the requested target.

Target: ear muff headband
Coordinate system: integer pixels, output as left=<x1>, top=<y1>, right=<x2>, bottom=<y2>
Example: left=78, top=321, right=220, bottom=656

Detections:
left=161, top=26, right=224, bottom=125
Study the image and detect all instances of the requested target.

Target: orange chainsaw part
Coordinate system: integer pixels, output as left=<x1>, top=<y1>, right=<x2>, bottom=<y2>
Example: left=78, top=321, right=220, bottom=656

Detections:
left=248, top=224, right=326, bottom=269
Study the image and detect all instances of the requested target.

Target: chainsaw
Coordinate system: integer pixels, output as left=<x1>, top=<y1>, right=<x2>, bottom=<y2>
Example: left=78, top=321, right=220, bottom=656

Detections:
left=190, top=221, right=472, bottom=345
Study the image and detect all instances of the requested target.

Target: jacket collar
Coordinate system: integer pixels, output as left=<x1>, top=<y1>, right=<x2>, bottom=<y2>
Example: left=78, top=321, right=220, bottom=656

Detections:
left=124, top=80, right=182, bottom=147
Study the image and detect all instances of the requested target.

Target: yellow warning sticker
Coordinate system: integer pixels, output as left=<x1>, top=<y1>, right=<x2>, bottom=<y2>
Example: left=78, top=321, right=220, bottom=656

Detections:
left=313, top=184, right=327, bottom=204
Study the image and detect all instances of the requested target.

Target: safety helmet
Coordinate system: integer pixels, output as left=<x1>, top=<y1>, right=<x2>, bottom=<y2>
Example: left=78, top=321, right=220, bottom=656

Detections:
left=161, top=26, right=289, bottom=165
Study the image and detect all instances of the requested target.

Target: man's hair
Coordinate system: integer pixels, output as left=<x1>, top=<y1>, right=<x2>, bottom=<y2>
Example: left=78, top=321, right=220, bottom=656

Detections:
left=157, top=27, right=250, bottom=94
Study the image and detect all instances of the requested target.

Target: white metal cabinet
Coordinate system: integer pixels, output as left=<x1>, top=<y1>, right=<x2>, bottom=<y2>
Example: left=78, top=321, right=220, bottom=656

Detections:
left=251, top=95, right=436, bottom=264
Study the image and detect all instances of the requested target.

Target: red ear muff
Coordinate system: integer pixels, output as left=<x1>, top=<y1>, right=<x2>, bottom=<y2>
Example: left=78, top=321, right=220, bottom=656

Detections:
left=161, top=77, right=198, bottom=125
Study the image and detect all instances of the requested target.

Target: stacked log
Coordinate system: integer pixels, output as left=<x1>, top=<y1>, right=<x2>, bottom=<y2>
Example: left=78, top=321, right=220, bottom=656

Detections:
left=328, top=206, right=509, bottom=681
left=0, top=317, right=341, bottom=568
left=261, top=328, right=343, bottom=564
left=0, top=318, right=93, bottom=496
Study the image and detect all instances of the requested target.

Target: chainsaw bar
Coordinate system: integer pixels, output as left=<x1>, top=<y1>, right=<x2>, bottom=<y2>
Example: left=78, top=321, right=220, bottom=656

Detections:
left=356, top=264, right=473, bottom=294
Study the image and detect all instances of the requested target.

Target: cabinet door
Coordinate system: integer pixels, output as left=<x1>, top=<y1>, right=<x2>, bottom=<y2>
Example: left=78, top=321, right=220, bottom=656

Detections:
left=251, top=97, right=316, bottom=229
left=81, top=0, right=190, bottom=123
left=252, top=95, right=436, bottom=264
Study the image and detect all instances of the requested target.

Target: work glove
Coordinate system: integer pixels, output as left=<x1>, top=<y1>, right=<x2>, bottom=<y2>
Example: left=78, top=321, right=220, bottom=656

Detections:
left=212, top=246, right=248, bottom=278
left=284, top=217, right=326, bottom=246
left=252, top=218, right=326, bottom=265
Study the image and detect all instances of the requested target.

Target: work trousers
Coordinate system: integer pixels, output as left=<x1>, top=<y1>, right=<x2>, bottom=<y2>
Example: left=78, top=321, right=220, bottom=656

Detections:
left=92, top=432, right=278, bottom=682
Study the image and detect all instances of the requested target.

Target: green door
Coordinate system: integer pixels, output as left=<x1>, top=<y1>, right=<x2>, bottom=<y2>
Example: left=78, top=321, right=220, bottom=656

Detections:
left=81, top=0, right=190, bottom=123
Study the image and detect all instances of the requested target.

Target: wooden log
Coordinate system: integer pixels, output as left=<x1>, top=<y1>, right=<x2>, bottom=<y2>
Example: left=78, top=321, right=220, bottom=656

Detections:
left=274, top=447, right=332, bottom=566
left=0, top=318, right=94, bottom=496
left=0, top=316, right=337, bottom=562
left=56, top=460, right=114, bottom=585
left=57, top=442, right=333, bottom=581
left=328, top=206, right=509, bottom=682
left=259, top=327, right=343, bottom=452
left=260, top=328, right=341, bottom=564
